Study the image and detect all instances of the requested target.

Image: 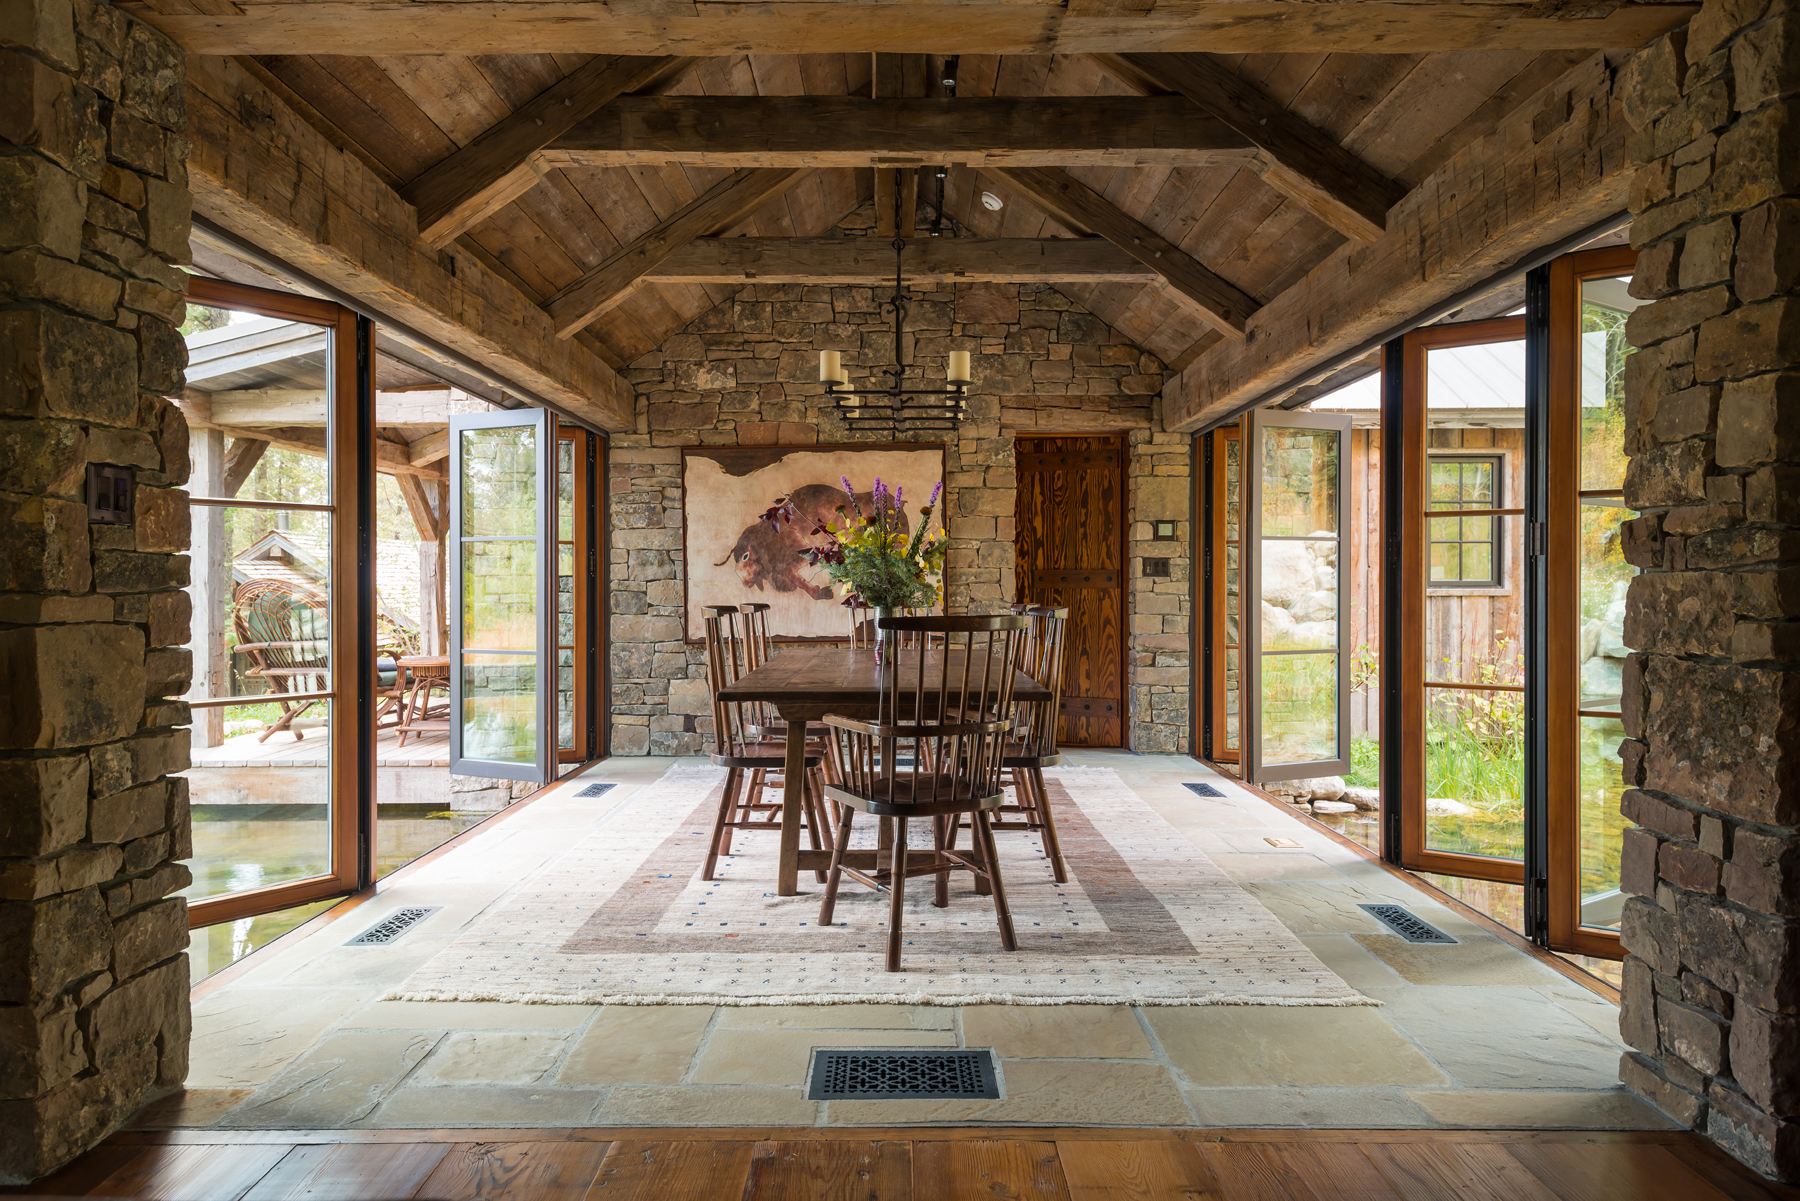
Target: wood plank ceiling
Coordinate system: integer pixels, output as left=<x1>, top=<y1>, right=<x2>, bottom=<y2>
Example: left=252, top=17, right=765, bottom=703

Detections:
left=247, top=44, right=1601, bottom=375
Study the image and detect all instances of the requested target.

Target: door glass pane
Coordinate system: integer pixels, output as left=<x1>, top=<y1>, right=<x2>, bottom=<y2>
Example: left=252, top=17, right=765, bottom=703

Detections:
left=1579, top=714, right=1629, bottom=929
left=557, top=436, right=576, bottom=755
left=1425, top=686, right=1525, bottom=860
left=1223, top=436, right=1241, bottom=753
left=1262, top=652, right=1338, bottom=764
left=461, top=425, right=538, bottom=537
left=1261, top=539, right=1337, bottom=649
left=463, top=537, right=538, bottom=650
left=462, top=653, right=538, bottom=764
left=1260, top=427, right=1339, bottom=535
left=1580, top=275, right=1640, bottom=491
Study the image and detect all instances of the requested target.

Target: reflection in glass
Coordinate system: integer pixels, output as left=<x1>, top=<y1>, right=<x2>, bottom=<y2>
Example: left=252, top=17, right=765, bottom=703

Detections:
left=1260, top=427, right=1339, bottom=536
left=1224, top=647, right=1240, bottom=752
left=1579, top=715, right=1628, bottom=930
left=1261, top=652, right=1338, bottom=764
left=1425, top=514, right=1523, bottom=688
left=1580, top=275, right=1638, bottom=492
left=557, top=435, right=576, bottom=755
left=461, top=425, right=538, bottom=537
left=1424, top=686, right=1525, bottom=860
left=462, top=654, right=538, bottom=764
left=463, top=538, right=539, bottom=650
left=1261, top=537, right=1337, bottom=650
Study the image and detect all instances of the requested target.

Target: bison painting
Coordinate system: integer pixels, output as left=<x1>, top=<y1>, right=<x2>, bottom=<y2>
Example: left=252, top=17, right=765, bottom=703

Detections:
left=714, top=484, right=909, bottom=599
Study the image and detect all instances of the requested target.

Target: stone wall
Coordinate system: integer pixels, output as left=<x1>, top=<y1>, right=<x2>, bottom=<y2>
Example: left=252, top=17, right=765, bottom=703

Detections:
left=1615, top=0, right=1800, bottom=1182
left=0, top=0, right=192, bottom=1181
left=609, top=216, right=1189, bottom=755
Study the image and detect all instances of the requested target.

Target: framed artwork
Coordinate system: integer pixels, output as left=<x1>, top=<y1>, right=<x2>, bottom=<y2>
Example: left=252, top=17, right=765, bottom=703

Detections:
left=681, top=443, right=947, bottom=642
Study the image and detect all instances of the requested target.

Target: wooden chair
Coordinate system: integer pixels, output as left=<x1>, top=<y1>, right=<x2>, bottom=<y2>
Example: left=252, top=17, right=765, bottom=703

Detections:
left=702, top=606, right=831, bottom=882
left=231, top=579, right=330, bottom=742
left=817, top=613, right=1029, bottom=971
left=994, top=605, right=1071, bottom=883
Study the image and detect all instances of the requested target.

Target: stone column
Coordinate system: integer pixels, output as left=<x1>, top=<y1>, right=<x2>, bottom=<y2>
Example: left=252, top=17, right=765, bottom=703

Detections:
left=0, top=0, right=193, bottom=1182
left=1615, top=0, right=1800, bottom=1182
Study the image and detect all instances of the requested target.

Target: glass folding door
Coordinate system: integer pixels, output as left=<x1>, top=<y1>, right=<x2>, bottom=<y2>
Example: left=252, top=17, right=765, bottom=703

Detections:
left=1206, top=427, right=1244, bottom=765
left=1242, top=408, right=1352, bottom=783
left=450, top=409, right=554, bottom=783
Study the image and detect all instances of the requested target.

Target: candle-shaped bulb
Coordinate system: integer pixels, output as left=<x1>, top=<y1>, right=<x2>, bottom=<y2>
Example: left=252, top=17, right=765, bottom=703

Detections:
left=947, top=350, right=972, bottom=384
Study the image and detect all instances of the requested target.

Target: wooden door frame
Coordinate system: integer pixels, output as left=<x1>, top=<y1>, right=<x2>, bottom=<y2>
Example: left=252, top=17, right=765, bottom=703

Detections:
left=1397, top=314, right=1530, bottom=884
left=556, top=422, right=593, bottom=765
left=184, top=276, right=370, bottom=928
left=1545, top=245, right=1636, bottom=959
left=1013, top=431, right=1128, bottom=748
left=1205, top=427, right=1243, bottom=764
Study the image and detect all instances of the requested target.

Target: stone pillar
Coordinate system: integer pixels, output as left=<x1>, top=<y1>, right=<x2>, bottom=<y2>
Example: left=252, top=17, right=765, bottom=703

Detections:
left=0, top=0, right=193, bottom=1182
left=1615, top=0, right=1800, bottom=1182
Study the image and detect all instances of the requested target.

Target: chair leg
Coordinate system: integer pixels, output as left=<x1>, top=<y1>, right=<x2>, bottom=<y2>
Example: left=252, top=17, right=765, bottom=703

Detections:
left=975, top=809, right=1017, bottom=952
left=887, top=816, right=908, bottom=972
left=703, top=768, right=742, bottom=881
left=964, top=812, right=991, bottom=896
left=803, top=769, right=827, bottom=884
left=932, top=815, right=950, bottom=908
left=818, top=803, right=854, bottom=927
left=1028, top=768, right=1069, bottom=884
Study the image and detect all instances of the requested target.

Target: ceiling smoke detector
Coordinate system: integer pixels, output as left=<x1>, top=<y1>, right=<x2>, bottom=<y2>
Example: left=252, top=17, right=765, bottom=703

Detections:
left=980, top=191, right=1004, bottom=211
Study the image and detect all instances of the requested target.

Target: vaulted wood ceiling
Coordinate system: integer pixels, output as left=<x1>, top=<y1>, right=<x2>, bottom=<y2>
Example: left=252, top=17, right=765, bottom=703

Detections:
left=229, top=41, right=1615, bottom=376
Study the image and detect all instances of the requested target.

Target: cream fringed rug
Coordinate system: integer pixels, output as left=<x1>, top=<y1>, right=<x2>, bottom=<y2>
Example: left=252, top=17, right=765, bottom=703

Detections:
left=386, top=765, right=1372, bottom=1007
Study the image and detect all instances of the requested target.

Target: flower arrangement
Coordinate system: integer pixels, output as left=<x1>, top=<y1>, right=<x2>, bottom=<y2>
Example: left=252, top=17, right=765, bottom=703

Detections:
left=761, top=476, right=949, bottom=610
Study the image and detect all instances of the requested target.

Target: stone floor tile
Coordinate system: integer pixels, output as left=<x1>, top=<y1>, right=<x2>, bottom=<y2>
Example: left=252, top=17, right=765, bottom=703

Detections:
left=1297, top=935, right=1406, bottom=989
left=557, top=1006, right=714, bottom=1086
left=1352, top=933, right=1568, bottom=986
left=713, top=1004, right=954, bottom=1030
left=363, top=1085, right=609, bottom=1127
left=1209, top=852, right=1349, bottom=883
left=1405, top=1088, right=1676, bottom=1129
left=188, top=987, right=370, bottom=1087
left=231, top=1031, right=442, bottom=1127
left=413, top=1031, right=570, bottom=1084
left=344, top=1001, right=599, bottom=1029
left=961, top=1005, right=1154, bottom=1060
left=1245, top=881, right=1409, bottom=935
left=1533, top=984, right=1626, bottom=1042
left=691, top=1028, right=954, bottom=1086
left=1370, top=987, right=1623, bottom=1090
left=826, top=1059, right=1191, bottom=1126
left=1145, top=1006, right=1448, bottom=1088
left=1186, top=1086, right=1436, bottom=1128
left=595, top=1086, right=817, bottom=1126
left=125, top=1087, right=256, bottom=1129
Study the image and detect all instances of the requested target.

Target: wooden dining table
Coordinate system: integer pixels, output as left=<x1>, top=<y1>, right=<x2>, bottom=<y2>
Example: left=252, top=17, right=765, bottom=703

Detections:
left=715, top=644, right=1053, bottom=895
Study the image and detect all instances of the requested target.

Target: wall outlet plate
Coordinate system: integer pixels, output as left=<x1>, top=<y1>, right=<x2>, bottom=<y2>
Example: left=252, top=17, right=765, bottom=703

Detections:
left=1143, top=557, right=1171, bottom=577
left=87, top=464, right=133, bottom=525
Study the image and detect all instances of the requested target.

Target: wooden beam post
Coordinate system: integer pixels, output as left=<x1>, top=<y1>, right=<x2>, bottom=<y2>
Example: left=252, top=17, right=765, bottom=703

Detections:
left=989, top=165, right=1258, bottom=340
left=1161, top=53, right=1632, bottom=431
left=1090, top=53, right=1406, bottom=244
left=185, top=55, right=638, bottom=431
left=543, top=167, right=809, bottom=338
left=220, top=437, right=269, bottom=498
left=422, top=478, right=448, bottom=655
left=403, top=55, right=698, bottom=247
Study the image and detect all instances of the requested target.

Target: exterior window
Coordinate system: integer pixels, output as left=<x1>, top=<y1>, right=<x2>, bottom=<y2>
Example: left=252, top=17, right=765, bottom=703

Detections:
left=1427, top=456, right=1503, bottom=587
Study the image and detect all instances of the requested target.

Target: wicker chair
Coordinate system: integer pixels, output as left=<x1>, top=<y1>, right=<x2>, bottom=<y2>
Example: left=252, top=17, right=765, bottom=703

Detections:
left=231, top=579, right=330, bottom=742
left=702, top=605, right=831, bottom=882
left=817, top=613, right=1029, bottom=971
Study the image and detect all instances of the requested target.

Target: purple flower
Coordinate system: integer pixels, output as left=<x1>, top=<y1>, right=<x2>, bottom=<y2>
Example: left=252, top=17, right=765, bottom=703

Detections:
left=894, top=484, right=904, bottom=510
left=928, top=480, right=943, bottom=507
left=840, top=475, right=854, bottom=500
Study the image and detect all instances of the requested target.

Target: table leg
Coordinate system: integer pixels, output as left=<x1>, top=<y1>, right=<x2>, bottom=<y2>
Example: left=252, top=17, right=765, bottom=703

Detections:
left=776, top=710, right=807, bottom=896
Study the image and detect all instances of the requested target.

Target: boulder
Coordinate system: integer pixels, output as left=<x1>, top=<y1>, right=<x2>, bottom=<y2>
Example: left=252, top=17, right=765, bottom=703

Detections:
left=1311, top=799, right=1356, bottom=815
left=1427, top=797, right=1476, bottom=816
left=1343, top=786, right=1380, bottom=811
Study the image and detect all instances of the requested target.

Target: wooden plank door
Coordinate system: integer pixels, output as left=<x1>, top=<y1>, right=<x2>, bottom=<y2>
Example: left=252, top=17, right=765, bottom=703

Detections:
left=1014, top=434, right=1126, bottom=746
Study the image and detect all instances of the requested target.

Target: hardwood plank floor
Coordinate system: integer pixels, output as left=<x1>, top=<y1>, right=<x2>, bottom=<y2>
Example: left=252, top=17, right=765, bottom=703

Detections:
left=7, top=1128, right=1796, bottom=1201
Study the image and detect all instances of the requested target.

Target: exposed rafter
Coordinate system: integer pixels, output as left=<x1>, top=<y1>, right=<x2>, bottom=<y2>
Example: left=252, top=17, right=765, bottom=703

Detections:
left=536, top=95, right=1257, bottom=169
left=639, top=237, right=1159, bottom=284
left=1090, top=53, right=1406, bottom=244
left=136, top=3, right=1698, bottom=58
left=989, top=166, right=1258, bottom=341
left=544, top=167, right=810, bottom=339
left=402, top=55, right=698, bottom=248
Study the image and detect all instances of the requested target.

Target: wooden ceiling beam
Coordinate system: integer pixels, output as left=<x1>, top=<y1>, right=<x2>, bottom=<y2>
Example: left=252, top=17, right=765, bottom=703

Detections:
left=185, top=55, right=638, bottom=431
left=1090, top=53, right=1406, bottom=244
left=544, top=167, right=810, bottom=339
left=639, top=237, right=1159, bottom=283
left=176, top=395, right=444, bottom=479
left=402, top=55, right=699, bottom=248
left=1162, top=53, right=1632, bottom=432
left=208, top=388, right=460, bottom=427
left=535, top=95, right=1257, bottom=169
left=988, top=165, right=1257, bottom=341
left=136, top=3, right=1698, bottom=57
left=394, top=474, right=442, bottom=541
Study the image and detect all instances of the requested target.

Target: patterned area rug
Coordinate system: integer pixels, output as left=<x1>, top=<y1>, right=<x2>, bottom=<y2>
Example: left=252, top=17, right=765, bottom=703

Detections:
left=387, top=765, right=1371, bottom=1007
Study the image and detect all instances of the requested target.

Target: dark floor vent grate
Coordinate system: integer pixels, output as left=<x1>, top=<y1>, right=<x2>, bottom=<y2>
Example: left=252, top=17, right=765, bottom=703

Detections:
left=1359, top=903, right=1458, bottom=944
left=807, top=1049, right=1000, bottom=1101
left=1183, top=782, right=1226, bottom=797
left=345, top=906, right=440, bottom=946
left=574, top=782, right=616, bottom=798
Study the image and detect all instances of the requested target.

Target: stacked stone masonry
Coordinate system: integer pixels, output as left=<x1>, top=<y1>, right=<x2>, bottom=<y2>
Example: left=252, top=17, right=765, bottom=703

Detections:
left=610, top=206, right=1189, bottom=756
left=1616, top=0, right=1800, bottom=1182
left=0, top=0, right=193, bottom=1182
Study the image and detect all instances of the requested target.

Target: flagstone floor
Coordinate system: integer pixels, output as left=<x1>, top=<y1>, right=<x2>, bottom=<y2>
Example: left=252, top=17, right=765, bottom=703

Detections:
left=146, top=752, right=1667, bottom=1133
